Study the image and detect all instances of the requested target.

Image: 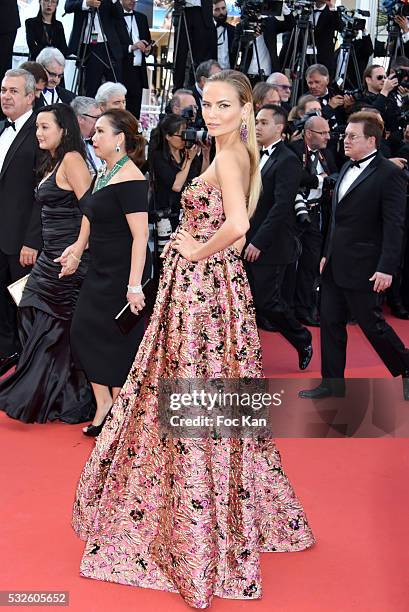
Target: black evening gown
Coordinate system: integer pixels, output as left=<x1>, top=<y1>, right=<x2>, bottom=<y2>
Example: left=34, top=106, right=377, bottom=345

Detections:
left=71, top=180, right=150, bottom=388
left=0, top=170, right=95, bottom=424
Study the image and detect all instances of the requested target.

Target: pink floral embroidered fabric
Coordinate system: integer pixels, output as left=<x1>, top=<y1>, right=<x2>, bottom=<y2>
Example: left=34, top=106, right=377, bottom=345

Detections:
left=72, top=177, right=315, bottom=608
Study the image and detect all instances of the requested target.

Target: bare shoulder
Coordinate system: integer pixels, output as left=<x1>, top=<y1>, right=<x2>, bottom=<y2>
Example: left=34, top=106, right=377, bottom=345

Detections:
left=61, top=150, right=86, bottom=167
left=119, top=160, right=145, bottom=181
left=215, top=146, right=250, bottom=185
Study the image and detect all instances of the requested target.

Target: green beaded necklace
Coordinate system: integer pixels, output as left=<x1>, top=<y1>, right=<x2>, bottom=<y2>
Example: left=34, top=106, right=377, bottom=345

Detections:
left=93, top=154, right=130, bottom=193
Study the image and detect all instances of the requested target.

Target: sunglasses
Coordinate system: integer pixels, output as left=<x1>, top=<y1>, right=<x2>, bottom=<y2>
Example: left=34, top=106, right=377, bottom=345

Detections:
left=375, top=75, right=386, bottom=80
left=82, top=113, right=101, bottom=119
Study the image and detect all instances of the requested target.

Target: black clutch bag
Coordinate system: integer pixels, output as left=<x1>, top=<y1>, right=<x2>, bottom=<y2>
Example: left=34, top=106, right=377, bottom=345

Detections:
left=115, top=277, right=157, bottom=335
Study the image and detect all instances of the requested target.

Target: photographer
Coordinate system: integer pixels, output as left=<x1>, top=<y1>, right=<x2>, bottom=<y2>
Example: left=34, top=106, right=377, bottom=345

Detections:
left=289, top=114, right=338, bottom=326
left=148, top=114, right=208, bottom=233
left=310, top=0, right=343, bottom=77
left=287, top=94, right=321, bottom=139
left=233, top=4, right=295, bottom=82
left=305, top=64, right=345, bottom=126
left=359, top=64, right=399, bottom=132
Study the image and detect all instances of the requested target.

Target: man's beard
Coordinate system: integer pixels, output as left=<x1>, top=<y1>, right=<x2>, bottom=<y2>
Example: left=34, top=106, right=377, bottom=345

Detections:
left=214, top=14, right=227, bottom=26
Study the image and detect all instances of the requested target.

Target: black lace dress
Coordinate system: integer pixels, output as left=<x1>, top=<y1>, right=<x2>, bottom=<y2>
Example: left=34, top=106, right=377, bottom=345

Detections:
left=0, top=169, right=95, bottom=423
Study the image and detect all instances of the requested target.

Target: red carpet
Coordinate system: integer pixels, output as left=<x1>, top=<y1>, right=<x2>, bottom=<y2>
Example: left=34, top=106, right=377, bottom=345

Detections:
left=1, top=315, right=409, bottom=611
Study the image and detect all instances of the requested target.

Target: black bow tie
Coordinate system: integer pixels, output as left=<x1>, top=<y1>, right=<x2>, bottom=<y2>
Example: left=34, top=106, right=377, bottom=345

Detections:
left=4, top=119, right=16, bottom=131
left=261, top=144, right=279, bottom=157
left=350, top=151, right=377, bottom=168
left=124, top=12, right=133, bottom=16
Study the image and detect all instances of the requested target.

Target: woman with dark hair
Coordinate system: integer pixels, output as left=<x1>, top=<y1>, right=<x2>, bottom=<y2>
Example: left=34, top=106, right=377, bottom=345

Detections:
left=25, top=0, right=68, bottom=61
left=0, top=103, right=94, bottom=424
left=57, top=109, right=151, bottom=436
left=149, top=113, right=207, bottom=231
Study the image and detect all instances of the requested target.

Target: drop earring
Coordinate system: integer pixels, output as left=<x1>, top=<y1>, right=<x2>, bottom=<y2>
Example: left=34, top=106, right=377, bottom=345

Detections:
left=115, top=143, right=120, bottom=153
left=240, top=120, right=248, bottom=143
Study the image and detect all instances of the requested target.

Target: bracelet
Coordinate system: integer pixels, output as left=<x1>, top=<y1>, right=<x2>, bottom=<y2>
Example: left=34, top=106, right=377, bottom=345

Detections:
left=127, top=284, right=143, bottom=294
left=68, top=252, right=81, bottom=263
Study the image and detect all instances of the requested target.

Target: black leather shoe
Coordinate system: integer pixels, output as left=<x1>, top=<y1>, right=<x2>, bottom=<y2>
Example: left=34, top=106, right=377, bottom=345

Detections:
left=83, top=406, right=112, bottom=437
left=298, top=344, right=313, bottom=370
left=390, top=304, right=409, bottom=320
left=402, top=372, right=409, bottom=401
left=299, top=382, right=346, bottom=399
left=0, top=352, right=19, bottom=377
left=297, top=315, right=320, bottom=327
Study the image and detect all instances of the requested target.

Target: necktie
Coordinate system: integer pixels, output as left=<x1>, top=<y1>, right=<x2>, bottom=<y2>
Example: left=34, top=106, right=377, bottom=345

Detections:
left=260, top=148, right=270, bottom=157
left=85, top=138, right=93, bottom=145
left=4, top=120, right=16, bottom=131
left=350, top=151, right=377, bottom=168
left=309, top=150, right=319, bottom=173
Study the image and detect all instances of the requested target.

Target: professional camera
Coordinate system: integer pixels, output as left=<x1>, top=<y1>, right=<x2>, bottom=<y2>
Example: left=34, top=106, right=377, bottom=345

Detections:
left=236, top=0, right=283, bottom=33
left=294, top=193, right=311, bottom=225
left=337, top=6, right=369, bottom=40
left=383, top=0, right=409, bottom=17
left=393, top=68, right=409, bottom=89
left=180, top=107, right=209, bottom=148
left=291, top=109, right=322, bottom=134
left=286, top=0, right=316, bottom=19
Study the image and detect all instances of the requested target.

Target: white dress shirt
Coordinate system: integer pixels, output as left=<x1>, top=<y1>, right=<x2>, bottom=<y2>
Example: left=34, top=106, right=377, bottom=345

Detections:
left=0, top=110, right=33, bottom=173
left=259, top=139, right=281, bottom=171
left=306, top=147, right=324, bottom=203
left=248, top=35, right=271, bottom=77
left=337, top=150, right=377, bottom=202
left=42, top=88, right=61, bottom=105
left=84, top=140, right=102, bottom=175
left=123, top=11, right=143, bottom=67
left=215, top=22, right=230, bottom=69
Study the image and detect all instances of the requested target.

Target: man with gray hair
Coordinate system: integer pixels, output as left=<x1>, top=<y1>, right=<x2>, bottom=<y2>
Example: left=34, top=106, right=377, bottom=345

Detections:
left=266, top=72, right=292, bottom=110
left=95, top=81, right=127, bottom=112
left=71, top=96, right=102, bottom=174
left=36, top=47, right=75, bottom=106
left=0, top=69, right=41, bottom=376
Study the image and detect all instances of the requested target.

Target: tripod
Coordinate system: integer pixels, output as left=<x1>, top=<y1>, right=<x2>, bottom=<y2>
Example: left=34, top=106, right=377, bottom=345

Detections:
left=160, top=5, right=196, bottom=113
left=70, top=7, right=118, bottom=96
left=335, top=37, right=363, bottom=90
left=282, top=10, right=317, bottom=106
left=234, top=25, right=266, bottom=83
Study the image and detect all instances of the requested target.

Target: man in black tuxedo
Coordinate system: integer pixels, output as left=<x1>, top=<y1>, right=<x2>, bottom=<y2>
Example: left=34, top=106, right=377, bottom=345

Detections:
left=234, top=10, right=294, bottom=82
left=244, top=105, right=313, bottom=371
left=213, top=0, right=236, bottom=69
left=0, top=69, right=42, bottom=376
left=172, top=0, right=217, bottom=91
left=289, top=115, right=338, bottom=326
left=65, top=0, right=124, bottom=97
left=36, top=47, right=76, bottom=107
left=0, top=0, right=20, bottom=86
left=311, top=0, right=342, bottom=77
left=116, top=0, right=151, bottom=119
left=299, top=112, right=409, bottom=400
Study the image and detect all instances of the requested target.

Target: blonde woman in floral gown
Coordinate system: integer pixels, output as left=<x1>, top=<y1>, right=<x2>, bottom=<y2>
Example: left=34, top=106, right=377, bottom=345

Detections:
left=72, top=70, right=315, bottom=609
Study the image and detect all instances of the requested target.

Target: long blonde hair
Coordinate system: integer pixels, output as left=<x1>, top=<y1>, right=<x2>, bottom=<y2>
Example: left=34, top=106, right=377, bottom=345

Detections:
left=205, top=70, right=261, bottom=218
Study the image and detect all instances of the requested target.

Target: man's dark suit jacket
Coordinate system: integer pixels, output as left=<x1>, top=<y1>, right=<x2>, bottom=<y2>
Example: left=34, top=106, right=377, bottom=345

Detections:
left=234, top=15, right=295, bottom=75
left=0, top=113, right=42, bottom=255
left=314, top=6, right=343, bottom=75
left=289, top=139, right=339, bottom=190
left=65, top=0, right=123, bottom=63
left=246, top=141, right=302, bottom=265
left=116, top=9, right=151, bottom=90
left=215, top=22, right=237, bottom=68
left=323, top=153, right=408, bottom=290
left=0, top=0, right=20, bottom=34
left=25, top=15, right=69, bottom=60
